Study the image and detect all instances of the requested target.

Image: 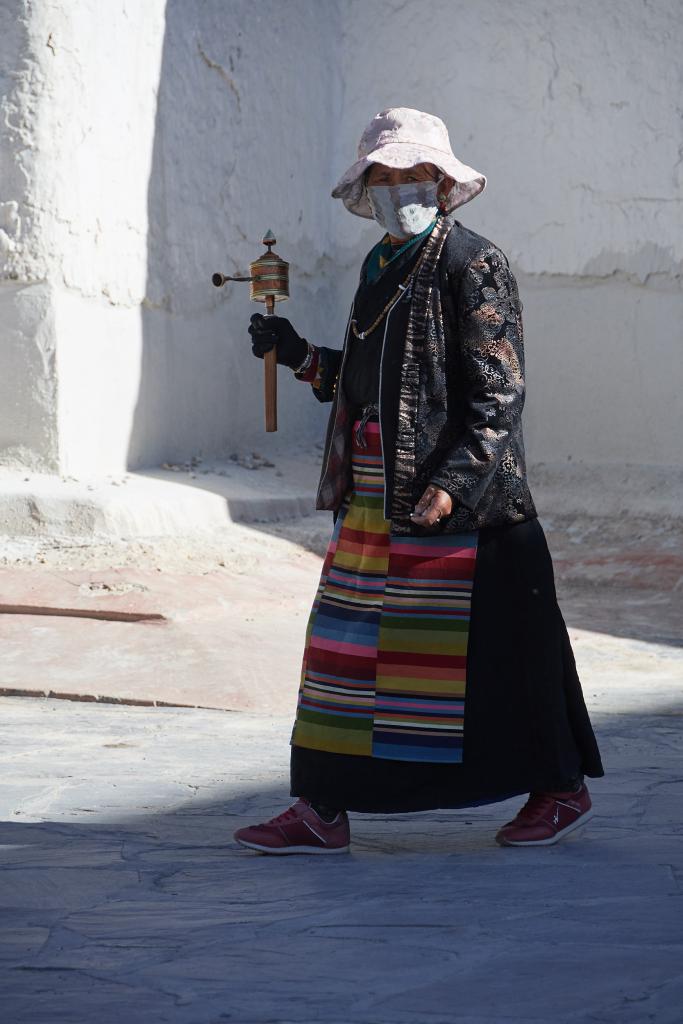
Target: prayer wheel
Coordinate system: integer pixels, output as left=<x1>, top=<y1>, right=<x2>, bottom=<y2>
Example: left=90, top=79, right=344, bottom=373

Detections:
left=212, top=230, right=290, bottom=432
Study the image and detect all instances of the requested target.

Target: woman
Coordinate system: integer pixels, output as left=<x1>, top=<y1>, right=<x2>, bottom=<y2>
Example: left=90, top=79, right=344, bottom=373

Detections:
left=235, top=107, right=603, bottom=854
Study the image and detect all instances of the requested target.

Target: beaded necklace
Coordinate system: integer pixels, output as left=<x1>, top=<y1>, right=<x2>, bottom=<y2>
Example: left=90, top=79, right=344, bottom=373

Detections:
left=351, top=244, right=429, bottom=340
left=351, top=217, right=437, bottom=340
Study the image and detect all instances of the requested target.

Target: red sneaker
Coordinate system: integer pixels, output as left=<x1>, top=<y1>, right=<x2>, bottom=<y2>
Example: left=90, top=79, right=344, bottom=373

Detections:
left=234, top=798, right=351, bottom=855
left=495, top=783, right=593, bottom=847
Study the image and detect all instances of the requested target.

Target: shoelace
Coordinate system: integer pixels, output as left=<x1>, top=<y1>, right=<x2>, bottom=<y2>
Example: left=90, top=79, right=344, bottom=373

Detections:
left=264, top=803, right=301, bottom=827
left=516, top=792, right=559, bottom=822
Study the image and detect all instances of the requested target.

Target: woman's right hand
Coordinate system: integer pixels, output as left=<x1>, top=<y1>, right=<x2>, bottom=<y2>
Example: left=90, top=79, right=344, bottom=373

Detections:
left=248, top=313, right=309, bottom=370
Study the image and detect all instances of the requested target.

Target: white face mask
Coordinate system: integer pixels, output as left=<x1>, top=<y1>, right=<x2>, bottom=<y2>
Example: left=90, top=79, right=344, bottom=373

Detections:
left=366, top=180, right=440, bottom=240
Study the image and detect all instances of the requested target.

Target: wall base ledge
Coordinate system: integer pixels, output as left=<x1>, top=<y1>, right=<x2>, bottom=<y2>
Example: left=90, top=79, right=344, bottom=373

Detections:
left=529, top=461, right=683, bottom=522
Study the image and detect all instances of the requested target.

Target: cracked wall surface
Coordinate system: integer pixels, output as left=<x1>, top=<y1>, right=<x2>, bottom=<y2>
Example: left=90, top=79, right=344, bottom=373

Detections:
left=0, top=3, right=58, bottom=470
left=0, top=0, right=167, bottom=473
left=332, top=0, right=683, bottom=471
left=0, top=0, right=680, bottom=479
left=125, top=0, right=342, bottom=473
left=333, top=0, right=683, bottom=280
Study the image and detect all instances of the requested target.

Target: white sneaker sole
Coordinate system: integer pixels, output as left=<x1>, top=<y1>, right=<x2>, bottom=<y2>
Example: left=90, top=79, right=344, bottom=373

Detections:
left=496, top=808, right=594, bottom=847
left=235, top=838, right=351, bottom=855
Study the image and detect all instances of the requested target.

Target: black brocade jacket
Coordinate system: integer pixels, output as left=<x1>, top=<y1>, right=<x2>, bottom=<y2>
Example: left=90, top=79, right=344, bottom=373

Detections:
left=308, top=213, right=537, bottom=536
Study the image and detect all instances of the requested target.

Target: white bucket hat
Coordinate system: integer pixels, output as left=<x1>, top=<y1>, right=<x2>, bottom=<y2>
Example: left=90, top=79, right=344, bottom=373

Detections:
left=332, top=107, right=486, bottom=219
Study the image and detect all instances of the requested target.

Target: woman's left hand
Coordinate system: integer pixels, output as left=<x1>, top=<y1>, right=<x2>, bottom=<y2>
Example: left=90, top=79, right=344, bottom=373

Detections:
left=410, top=485, right=453, bottom=527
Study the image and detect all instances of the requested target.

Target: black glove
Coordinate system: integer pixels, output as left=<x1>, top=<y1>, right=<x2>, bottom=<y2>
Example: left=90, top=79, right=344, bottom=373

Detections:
left=248, top=313, right=309, bottom=370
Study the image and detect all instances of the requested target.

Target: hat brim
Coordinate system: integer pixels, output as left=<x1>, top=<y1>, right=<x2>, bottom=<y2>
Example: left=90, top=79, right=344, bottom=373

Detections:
left=331, top=141, right=486, bottom=219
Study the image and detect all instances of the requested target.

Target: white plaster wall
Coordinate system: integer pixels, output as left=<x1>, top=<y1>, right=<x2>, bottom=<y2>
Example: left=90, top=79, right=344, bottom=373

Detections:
left=336, top=0, right=682, bottom=278
left=0, top=0, right=166, bottom=473
left=127, top=0, right=343, bottom=471
left=0, top=4, right=59, bottom=470
left=1, top=0, right=680, bottom=485
left=0, top=0, right=343, bottom=476
left=332, top=0, right=683, bottom=471
left=0, top=282, right=59, bottom=470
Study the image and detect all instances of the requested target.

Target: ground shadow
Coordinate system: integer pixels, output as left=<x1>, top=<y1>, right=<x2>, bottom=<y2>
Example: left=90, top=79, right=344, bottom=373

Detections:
left=1, top=701, right=683, bottom=1023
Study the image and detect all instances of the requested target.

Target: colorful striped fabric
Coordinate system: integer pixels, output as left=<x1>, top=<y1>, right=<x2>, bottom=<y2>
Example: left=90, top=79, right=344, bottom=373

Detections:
left=290, top=421, right=479, bottom=764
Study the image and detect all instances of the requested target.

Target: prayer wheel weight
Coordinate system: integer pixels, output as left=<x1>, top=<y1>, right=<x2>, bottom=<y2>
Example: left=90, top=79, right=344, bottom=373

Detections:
left=212, top=229, right=290, bottom=432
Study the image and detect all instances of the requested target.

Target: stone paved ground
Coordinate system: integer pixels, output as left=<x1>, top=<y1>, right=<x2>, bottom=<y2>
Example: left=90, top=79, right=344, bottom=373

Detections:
left=1, top=689, right=682, bottom=1024
left=1, top=511, right=681, bottom=714
left=1, top=510, right=681, bottom=1021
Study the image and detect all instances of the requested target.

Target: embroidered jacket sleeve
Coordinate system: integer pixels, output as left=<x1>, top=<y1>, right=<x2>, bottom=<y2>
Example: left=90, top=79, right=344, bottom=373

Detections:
left=293, top=248, right=374, bottom=403
left=294, top=345, right=342, bottom=403
left=429, top=246, right=526, bottom=511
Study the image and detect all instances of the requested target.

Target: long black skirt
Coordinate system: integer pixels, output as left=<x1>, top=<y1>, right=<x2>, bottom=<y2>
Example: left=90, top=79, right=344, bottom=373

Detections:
left=290, top=516, right=604, bottom=813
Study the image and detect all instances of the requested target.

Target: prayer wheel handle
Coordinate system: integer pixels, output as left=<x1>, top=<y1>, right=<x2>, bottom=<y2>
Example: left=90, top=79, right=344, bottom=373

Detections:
left=212, top=230, right=290, bottom=432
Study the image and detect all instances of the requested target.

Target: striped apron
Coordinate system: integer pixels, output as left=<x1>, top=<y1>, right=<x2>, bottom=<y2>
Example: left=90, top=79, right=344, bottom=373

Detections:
left=290, top=420, right=479, bottom=764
